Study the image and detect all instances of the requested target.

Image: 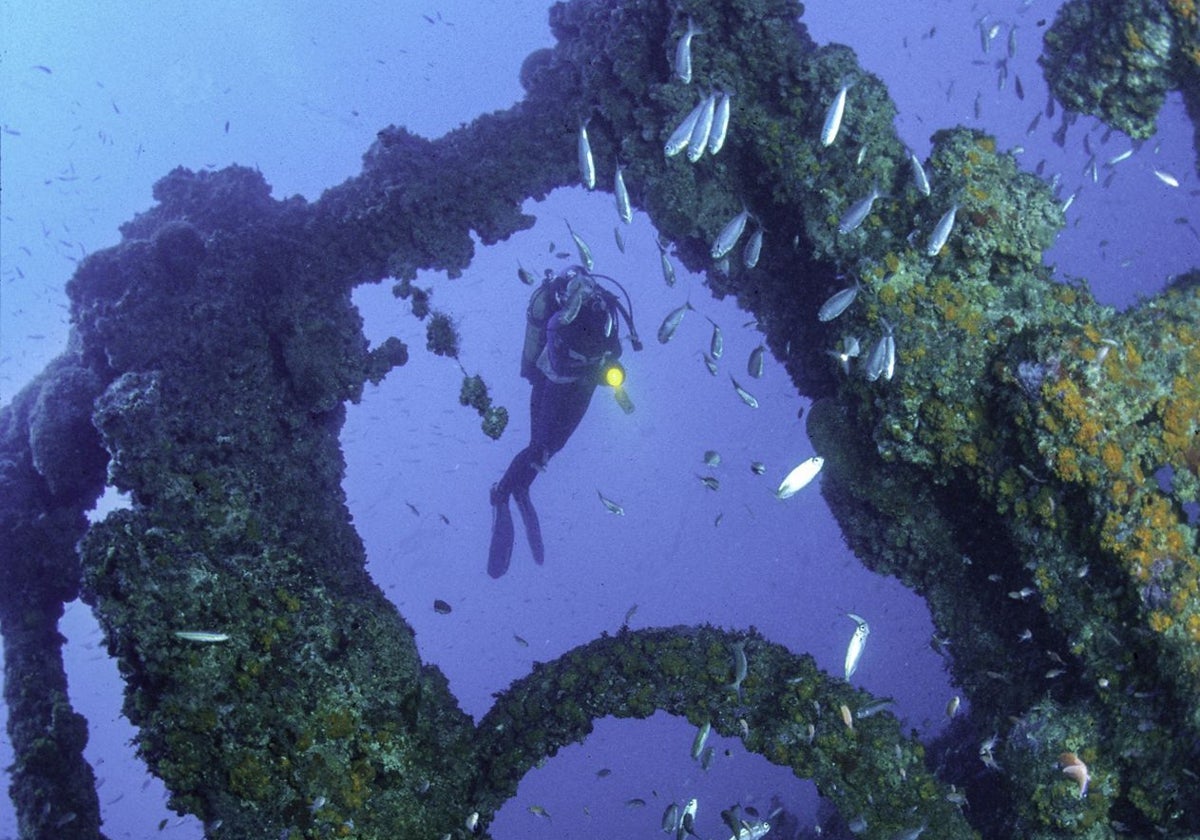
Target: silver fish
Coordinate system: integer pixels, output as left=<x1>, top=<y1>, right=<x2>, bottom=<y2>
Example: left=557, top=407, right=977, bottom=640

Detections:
left=926, top=204, right=958, bottom=257
left=909, top=152, right=931, bottom=196
left=702, top=353, right=718, bottom=376
left=821, top=83, right=849, bottom=147
left=844, top=612, right=870, bottom=679
left=658, top=240, right=677, bottom=287
left=707, top=317, right=724, bottom=359
left=729, top=820, right=770, bottom=840
left=747, top=345, right=765, bottom=378
left=730, top=375, right=759, bottom=408
left=665, top=97, right=708, bottom=158
left=517, top=263, right=536, bottom=285
left=658, top=301, right=693, bottom=343
left=837, top=185, right=882, bottom=234
left=565, top=220, right=593, bottom=270
left=817, top=284, right=858, bottom=322
left=675, top=17, right=701, bottom=84
left=727, top=641, right=748, bottom=696
left=597, top=490, right=625, bottom=515
left=578, top=122, right=595, bottom=189
left=703, top=450, right=721, bottom=467
left=663, top=803, right=682, bottom=833
left=864, top=320, right=895, bottom=382
left=614, top=165, right=633, bottom=223
left=613, top=226, right=625, bottom=253
left=691, top=720, right=711, bottom=759
left=711, top=207, right=750, bottom=259
left=708, top=91, right=731, bottom=154
left=173, top=631, right=230, bottom=643
left=742, top=226, right=763, bottom=268
left=687, top=93, right=717, bottom=162
left=776, top=456, right=824, bottom=499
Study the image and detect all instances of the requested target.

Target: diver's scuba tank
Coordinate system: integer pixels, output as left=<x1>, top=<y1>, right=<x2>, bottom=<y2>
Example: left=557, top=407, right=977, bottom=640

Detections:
left=601, top=361, right=634, bottom=414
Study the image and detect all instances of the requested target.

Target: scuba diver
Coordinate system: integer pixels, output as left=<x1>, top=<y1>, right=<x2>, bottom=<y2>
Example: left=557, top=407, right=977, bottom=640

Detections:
left=488, top=266, right=641, bottom=578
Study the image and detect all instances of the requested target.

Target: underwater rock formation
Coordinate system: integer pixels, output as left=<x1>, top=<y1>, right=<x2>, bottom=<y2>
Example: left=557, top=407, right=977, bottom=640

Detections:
left=1041, top=0, right=1200, bottom=165
left=1, top=0, right=1197, bottom=838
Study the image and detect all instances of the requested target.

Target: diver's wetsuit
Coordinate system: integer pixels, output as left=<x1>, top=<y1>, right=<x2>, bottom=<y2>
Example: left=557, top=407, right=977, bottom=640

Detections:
left=489, top=272, right=625, bottom=578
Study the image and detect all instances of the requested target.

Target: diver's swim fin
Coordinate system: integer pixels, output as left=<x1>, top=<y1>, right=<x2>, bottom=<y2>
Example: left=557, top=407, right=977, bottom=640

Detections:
left=513, top=489, right=544, bottom=565
left=488, top=484, right=514, bottom=578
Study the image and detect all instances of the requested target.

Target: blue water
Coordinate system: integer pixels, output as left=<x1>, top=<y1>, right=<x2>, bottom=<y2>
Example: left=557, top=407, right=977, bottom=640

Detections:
left=2, top=2, right=1197, bottom=838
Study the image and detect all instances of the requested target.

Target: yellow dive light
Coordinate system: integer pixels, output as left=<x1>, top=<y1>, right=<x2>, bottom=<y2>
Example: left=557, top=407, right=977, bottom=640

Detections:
left=603, top=363, right=625, bottom=388
left=602, top=363, right=634, bottom=414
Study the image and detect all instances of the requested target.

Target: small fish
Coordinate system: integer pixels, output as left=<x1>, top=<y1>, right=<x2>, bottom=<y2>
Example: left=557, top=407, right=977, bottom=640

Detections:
left=528, top=805, right=551, bottom=820
left=1153, top=169, right=1180, bottom=188
left=565, top=220, right=594, bottom=270
left=517, top=263, right=536, bottom=285
left=614, top=165, right=633, bottom=222
left=614, top=226, right=625, bottom=252
left=712, top=207, right=750, bottom=258
left=743, top=226, right=763, bottom=268
left=730, top=375, right=759, bottom=408
left=596, top=767, right=612, bottom=777
left=750, top=461, right=766, bottom=475
left=844, top=613, right=870, bottom=679
left=626, top=798, right=647, bottom=808
left=1106, top=148, right=1133, bottom=166
left=776, top=456, right=823, bottom=499
left=864, top=320, right=896, bottom=382
left=840, top=703, right=855, bottom=729
left=433, top=599, right=452, bottom=614
left=623, top=603, right=638, bottom=624
left=438, top=513, right=450, bottom=524
left=173, top=631, right=230, bottom=643
left=703, top=353, right=718, bottom=375
left=729, top=820, right=771, bottom=840
left=405, top=501, right=420, bottom=516
left=514, top=634, right=529, bottom=647
left=748, top=345, right=765, bottom=378
left=665, top=97, right=708, bottom=157
left=707, top=317, right=724, bottom=359
left=837, top=185, right=882, bottom=234
left=675, top=17, right=702, bottom=84
left=821, top=83, right=850, bottom=146
left=465, top=811, right=479, bottom=832
left=727, top=640, right=749, bottom=697
left=946, top=695, right=961, bottom=718
left=697, top=474, right=720, bottom=491
left=926, top=204, right=958, bottom=256
left=687, top=93, right=717, bottom=162
left=703, top=450, right=721, bottom=467
left=598, top=490, right=625, bottom=515
left=817, top=283, right=858, bottom=322
left=691, top=720, right=712, bottom=759
left=708, top=92, right=731, bottom=154
left=909, top=153, right=931, bottom=196
left=657, top=301, right=693, bottom=343
left=578, top=123, right=595, bottom=189
left=700, top=745, right=715, bottom=769
left=663, top=803, right=682, bottom=832
left=658, top=247, right=676, bottom=286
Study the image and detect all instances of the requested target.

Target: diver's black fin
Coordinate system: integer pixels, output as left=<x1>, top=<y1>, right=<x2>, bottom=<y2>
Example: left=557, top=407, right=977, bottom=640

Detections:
left=513, top=489, right=544, bottom=565
left=488, top=485, right=514, bottom=578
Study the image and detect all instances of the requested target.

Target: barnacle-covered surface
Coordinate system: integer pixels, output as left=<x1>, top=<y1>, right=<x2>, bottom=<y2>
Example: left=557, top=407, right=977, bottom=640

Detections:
left=1041, top=0, right=1200, bottom=167
left=471, top=626, right=971, bottom=839
left=0, top=0, right=1197, bottom=837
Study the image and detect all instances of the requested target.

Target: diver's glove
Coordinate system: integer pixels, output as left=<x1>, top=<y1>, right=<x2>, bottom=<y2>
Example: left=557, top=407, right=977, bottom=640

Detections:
left=488, top=484, right=514, bottom=578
